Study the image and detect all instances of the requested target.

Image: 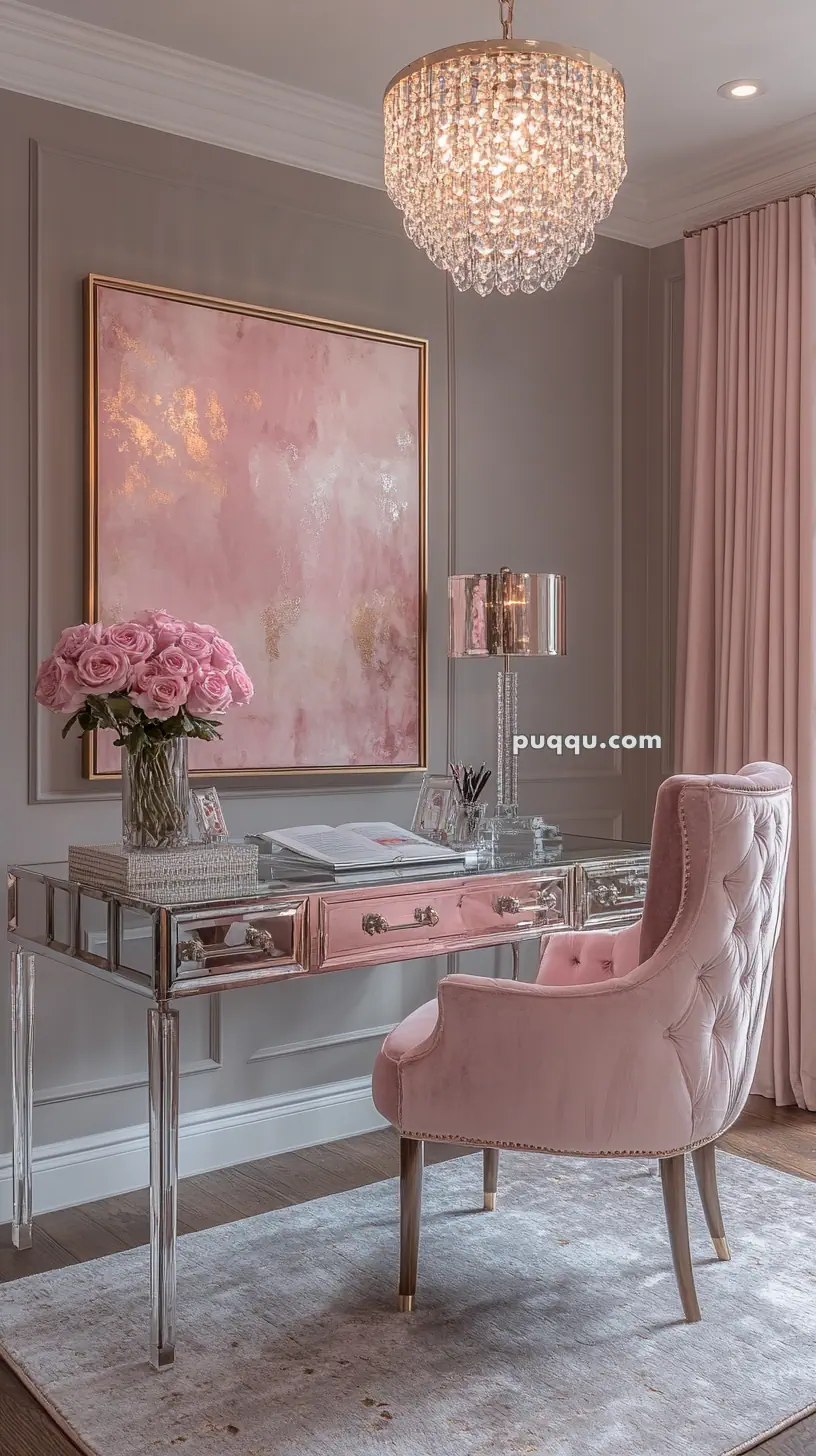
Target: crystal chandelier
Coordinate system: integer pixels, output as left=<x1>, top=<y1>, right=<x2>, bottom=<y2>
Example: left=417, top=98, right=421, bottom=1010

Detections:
left=383, top=0, right=626, bottom=296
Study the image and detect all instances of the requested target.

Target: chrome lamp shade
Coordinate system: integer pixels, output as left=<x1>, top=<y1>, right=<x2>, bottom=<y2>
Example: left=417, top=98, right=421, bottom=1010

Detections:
left=449, top=571, right=566, bottom=658
left=448, top=569, right=567, bottom=860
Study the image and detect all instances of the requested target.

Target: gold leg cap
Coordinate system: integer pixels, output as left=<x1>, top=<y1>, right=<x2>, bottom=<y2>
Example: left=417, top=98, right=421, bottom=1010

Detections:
left=483, top=1193, right=496, bottom=1212
left=713, top=1236, right=731, bottom=1261
left=398, top=1294, right=414, bottom=1313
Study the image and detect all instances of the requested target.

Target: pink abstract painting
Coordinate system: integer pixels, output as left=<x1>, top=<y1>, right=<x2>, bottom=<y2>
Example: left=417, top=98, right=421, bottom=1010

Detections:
left=89, top=280, right=426, bottom=775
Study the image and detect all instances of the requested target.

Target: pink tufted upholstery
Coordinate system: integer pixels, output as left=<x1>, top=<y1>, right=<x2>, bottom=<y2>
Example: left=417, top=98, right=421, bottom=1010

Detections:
left=536, top=920, right=641, bottom=986
left=373, top=763, right=792, bottom=1158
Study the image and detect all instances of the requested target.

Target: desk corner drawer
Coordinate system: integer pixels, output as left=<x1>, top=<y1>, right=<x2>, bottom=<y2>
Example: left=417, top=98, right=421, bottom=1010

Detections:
left=172, top=899, right=308, bottom=986
left=581, top=859, right=649, bottom=928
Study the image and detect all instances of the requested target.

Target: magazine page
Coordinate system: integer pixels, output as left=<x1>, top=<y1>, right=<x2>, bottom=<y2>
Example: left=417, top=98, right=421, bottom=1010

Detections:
left=341, top=822, right=460, bottom=861
left=260, top=826, right=391, bottom=868
left=260, top=822, right=461, bottom=868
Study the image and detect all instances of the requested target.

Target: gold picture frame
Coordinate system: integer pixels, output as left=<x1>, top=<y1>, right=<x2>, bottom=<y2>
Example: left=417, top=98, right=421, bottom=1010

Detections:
left=84, top=274, right=428, bottom=780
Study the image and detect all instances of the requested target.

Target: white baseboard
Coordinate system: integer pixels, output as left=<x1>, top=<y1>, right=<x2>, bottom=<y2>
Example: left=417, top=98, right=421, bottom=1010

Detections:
left=0, top=1075, right=387, bottom=1221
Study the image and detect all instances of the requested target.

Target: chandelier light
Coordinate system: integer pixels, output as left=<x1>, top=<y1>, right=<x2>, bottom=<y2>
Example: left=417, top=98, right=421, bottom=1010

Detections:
left=383, top=0, right=627, bottom=295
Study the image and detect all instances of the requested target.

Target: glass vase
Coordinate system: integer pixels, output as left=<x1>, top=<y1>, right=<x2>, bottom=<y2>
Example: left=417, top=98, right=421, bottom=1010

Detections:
left=121, top=737, right=189, bottom=851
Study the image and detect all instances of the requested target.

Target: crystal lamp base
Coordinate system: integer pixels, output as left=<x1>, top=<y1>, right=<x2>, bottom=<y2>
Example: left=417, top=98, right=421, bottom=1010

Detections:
left=477, top=807, right=562, bottom=867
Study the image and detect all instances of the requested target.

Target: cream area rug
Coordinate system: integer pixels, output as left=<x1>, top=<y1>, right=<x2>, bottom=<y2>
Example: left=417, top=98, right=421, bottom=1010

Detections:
left=1, top=1151, right=815, bottom=1456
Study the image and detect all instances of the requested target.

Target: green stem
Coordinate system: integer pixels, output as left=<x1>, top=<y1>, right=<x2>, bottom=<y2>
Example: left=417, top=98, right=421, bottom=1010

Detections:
left=124, top=739, right=188, bottom=850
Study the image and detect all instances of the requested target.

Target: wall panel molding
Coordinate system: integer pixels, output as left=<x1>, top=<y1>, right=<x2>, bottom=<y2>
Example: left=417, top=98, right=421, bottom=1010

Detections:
left=520, top=264, right=624, bottom=792
left=34, top=995, right=222, bottom=1106
left=248, top=1022, right=395, bottom=1066
left=27, top=136, right=445, bottom=803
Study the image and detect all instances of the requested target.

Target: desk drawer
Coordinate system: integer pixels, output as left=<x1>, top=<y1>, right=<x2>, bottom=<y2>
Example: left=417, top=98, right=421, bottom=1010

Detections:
left=317, top=869, right=571, bottom=970
left=171, top=899, right=308, bottom=991
left=580, top=858, right=650, bottom=929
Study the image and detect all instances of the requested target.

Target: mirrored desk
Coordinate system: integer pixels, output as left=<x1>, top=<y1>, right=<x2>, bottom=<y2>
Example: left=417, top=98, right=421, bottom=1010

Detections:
left=7, top=834, right=649, bottom=1369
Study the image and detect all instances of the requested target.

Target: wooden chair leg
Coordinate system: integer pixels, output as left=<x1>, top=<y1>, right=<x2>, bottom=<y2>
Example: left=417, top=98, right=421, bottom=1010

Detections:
left=692, top=1142, right=731, bottom=1260
left=399, top=1137, right=423, bottom=1312
left=483, top=1148, right=499, bottom=1211
left=659, top=1154, right=702, bottom=1322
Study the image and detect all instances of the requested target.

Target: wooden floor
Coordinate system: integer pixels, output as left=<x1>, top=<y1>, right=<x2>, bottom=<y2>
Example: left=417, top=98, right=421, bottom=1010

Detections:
left=1, top=1095, right=814, bottom=1456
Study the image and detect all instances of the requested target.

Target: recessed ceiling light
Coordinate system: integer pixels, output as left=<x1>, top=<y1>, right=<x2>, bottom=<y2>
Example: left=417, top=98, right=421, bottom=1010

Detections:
left=718, top=79, right=767, bottom=99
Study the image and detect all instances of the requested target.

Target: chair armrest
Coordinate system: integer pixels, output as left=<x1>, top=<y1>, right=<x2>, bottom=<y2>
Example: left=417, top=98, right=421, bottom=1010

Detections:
left=537, top=921, right=642, bottom=986
left=397, top=971, right=695, bottom=1156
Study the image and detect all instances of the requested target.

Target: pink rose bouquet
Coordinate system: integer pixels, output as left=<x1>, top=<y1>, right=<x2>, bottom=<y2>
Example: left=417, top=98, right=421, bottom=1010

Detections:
left=35, top=609, right=254, bottom=749
left=35, top=610, right=255, bottom=850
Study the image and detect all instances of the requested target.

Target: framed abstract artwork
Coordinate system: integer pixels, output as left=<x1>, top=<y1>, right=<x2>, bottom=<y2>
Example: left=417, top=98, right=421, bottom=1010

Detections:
left=84, top=276, right=427, bottom=778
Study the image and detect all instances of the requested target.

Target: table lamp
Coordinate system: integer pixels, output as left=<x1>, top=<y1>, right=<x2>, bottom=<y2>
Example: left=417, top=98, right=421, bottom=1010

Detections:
left=449, top=568, right=566, bottom=860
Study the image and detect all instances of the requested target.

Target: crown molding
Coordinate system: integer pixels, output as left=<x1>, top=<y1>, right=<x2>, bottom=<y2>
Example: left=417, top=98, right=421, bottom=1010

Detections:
left=0, top=0, right=384, bottom=188
left=1, top=0, right=815, bottom=250
left=642, top=112, right=816, bottom=244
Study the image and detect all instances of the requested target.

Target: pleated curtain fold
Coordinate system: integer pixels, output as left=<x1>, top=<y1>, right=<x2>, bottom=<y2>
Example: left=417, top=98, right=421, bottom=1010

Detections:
left=676, top=194, right=816, bottom=1109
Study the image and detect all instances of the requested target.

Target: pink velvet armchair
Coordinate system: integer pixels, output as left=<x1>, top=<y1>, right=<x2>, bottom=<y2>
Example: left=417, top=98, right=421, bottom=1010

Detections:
left=373, top=763, right=792, bottom=1322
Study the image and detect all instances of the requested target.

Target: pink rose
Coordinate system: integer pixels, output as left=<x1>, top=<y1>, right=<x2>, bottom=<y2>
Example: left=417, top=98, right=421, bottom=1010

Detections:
left=134, top=608, right=175, bottom=628
left=178, top=631, right=213, bottom=666
left=209, top=634, right=237, bottom=670
left=103, top=622, right=155, bottom=662
left=130, top=664, right=188, bottom=721
left=156, top=646, right=196, bottom=681
left=133, top=657, right=163, bottom=683
left=190, top=621, right=217, bottom=641
left=34, top=654, right=86, bottom=713
left=187, top=668, right=233, bottom=716
left=54, top=622, right=102, bottom=662
left=75, top=643, right=131, bottom=694
left=228, top=663, right=254, bottom=705
left=154, top=620, right=187, bottom=650
left=132, top=609, right=186, bottom=649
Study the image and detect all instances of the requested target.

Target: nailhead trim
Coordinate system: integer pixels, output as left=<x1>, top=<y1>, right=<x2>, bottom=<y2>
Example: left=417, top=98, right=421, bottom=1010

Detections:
left=397, top=1125, right=738, bottom=1160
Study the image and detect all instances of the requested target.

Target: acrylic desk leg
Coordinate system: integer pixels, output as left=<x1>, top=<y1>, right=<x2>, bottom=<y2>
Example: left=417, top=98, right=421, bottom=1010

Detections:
left=10, top=947, right=35, bottom=1250
left=511, top=942, right=520, bottom=980
left=148, top=1003, right=179, bottom=1370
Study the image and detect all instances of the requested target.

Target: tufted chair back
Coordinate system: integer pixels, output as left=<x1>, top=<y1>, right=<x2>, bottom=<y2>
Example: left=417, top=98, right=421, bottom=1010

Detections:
left=646, top=762, right=790, bottom=1137
left=538, top=762, right=792, bottom=1146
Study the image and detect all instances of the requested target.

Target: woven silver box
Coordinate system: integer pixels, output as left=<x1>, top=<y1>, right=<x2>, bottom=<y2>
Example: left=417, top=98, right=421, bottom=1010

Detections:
left=68, top=842, right=259, bottom=898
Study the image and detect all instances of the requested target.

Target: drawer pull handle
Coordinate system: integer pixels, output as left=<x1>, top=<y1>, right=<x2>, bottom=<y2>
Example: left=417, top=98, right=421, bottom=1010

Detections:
left=494, top=888, right=560, bottom=918
left=245, top=925, right=275, bottom=954
left=177, top=923, right=275, bottom=966
left=178, top=934, right=205, bottom=963
left=591, top=874, right=648, bottom=908
left=362, top=905, right=439, bottom=936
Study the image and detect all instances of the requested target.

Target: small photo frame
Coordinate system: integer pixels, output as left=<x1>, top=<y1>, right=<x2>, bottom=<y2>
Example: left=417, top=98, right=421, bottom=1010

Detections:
left=190, top=786, right=229, bottom=844
left=411, top=773, right=458, bottom=844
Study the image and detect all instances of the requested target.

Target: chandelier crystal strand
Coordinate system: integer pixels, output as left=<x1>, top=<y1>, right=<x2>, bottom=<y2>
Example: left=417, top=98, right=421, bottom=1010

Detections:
left=383, top=3, right=626, bottom=296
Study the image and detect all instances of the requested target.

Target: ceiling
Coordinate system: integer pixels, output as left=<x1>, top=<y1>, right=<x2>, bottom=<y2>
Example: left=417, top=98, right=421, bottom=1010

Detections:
left=4, top=0, right=816, bottom=242
left=16, top=0, right=816, bottom=182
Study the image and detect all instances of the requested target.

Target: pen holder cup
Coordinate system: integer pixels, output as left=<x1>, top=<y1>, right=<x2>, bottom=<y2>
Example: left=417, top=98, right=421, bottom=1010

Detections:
left=451, top=801, right=487, bottom=849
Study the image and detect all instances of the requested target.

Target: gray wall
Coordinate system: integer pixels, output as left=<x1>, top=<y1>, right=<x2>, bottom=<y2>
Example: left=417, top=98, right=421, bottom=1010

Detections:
left=0, top=86, right=660, bottom=1213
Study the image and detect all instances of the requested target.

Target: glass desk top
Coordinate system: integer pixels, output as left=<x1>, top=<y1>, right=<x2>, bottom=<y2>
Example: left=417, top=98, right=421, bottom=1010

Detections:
left=11, top=833, right=650, bottom=911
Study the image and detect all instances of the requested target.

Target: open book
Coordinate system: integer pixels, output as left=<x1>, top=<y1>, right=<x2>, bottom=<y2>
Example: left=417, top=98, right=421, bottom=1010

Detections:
left=257, top=822, right=463, bottom=871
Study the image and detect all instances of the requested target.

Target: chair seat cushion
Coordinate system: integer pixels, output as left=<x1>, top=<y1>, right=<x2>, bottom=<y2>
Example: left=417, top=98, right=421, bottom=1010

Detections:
left=372, top=998, right=439, bottom=1127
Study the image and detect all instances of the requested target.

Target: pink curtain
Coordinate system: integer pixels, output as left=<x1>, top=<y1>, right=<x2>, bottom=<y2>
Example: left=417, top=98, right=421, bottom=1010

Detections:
left=676, top=195, right=816, bottom=1109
